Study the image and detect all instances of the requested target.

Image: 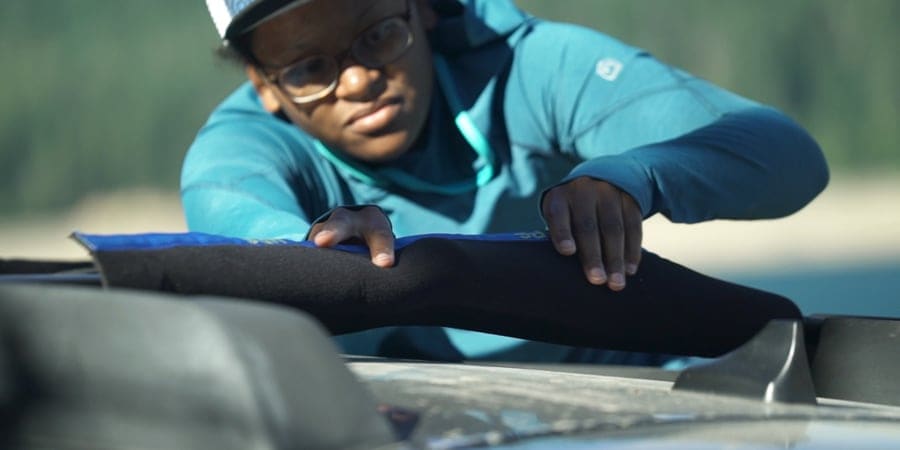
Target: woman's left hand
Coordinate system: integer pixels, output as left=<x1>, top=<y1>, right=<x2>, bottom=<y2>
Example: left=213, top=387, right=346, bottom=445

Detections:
left=541, top=177, right=643, bottom=291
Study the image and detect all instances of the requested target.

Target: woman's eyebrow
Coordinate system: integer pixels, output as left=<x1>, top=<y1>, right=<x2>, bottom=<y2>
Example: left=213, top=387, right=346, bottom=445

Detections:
left=291, top=0, right=384, bottom=51
left=282, top=0, right=399, bottom=57
left=353, top=0, right=402, bottom=32
left=356, top=0, right=386, bottom=22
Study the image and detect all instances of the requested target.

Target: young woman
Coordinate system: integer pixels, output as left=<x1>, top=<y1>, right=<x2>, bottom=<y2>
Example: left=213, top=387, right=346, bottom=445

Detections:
left=184, top=0, right=828, bottom=362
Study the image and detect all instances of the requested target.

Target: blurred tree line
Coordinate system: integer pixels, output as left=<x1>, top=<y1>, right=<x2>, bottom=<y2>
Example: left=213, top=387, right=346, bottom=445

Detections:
left=0, top=0, right=897, bottom=216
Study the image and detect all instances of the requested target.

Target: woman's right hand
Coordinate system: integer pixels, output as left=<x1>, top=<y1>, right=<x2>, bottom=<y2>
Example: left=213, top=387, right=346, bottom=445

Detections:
left=307, top=206, right=395, bottom=268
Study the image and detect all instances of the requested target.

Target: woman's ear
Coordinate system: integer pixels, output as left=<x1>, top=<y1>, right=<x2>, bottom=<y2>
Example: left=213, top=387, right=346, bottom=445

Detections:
left=246, top=66, right=283, bottom=114
left=415, top=0, right=438, bottom=30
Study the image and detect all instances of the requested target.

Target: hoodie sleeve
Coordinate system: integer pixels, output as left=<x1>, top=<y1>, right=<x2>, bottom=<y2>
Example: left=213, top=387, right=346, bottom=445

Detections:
left=505, top=20, right=828, bottom=222
left=180, top=84, right=333, bottom=240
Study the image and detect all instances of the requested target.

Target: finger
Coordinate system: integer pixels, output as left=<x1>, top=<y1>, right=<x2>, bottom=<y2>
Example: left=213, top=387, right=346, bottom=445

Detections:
left=570, top=194, right=606, bottom=286
left=363, top=228, right=395, bottom=267
left=597, top=192, right=626, bottom=291
left=621, top=193, right=643, bottom=275
left=308, top=222, right=326, bottom=242
left=311, top=208, right=355, bottom=247
left=541, top=189, right=576, bottom=255
left=359, top=207, right=395, bottom=268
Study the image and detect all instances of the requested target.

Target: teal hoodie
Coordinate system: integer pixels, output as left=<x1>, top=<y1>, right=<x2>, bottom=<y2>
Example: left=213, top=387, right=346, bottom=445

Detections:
left=181, top=0, right=828, bottom=361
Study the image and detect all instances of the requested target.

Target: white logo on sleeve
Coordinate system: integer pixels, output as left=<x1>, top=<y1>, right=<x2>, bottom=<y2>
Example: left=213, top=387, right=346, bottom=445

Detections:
left=595, top=58, right=623, bottom=81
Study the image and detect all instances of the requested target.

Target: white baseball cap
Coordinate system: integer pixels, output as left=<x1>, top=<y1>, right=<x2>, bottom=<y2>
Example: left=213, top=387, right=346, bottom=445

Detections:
left=206, top=0, right=315, bottom=41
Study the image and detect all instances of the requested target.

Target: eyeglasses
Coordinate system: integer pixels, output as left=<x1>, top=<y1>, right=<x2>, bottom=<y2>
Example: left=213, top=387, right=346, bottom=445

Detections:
left=260, top=2, right=413, bottom=104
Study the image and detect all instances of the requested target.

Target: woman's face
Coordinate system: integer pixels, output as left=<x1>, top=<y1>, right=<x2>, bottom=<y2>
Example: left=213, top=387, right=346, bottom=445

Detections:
left=248, top=0, right=436, bottom=163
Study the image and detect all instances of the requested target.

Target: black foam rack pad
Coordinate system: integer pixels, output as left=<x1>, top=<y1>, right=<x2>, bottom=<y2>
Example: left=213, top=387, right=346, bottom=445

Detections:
left=79, top=232, right=801, bottom=357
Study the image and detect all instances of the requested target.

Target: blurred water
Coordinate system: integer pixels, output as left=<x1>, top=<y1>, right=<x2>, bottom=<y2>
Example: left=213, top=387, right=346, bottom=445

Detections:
left=721, top=260, right=900, bottom=319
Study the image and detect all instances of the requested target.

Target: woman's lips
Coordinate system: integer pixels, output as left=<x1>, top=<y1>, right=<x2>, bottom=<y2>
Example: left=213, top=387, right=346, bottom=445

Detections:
left=347, top=100, right=403, bottom=134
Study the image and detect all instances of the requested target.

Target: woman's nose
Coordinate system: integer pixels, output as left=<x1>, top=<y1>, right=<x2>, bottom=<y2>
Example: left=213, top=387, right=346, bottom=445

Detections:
left=334, top=64, right=385, bottom=101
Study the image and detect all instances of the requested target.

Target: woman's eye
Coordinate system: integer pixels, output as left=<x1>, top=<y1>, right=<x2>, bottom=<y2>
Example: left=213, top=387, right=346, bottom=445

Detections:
left=294, top=57, right=327, bottom=76
left=282, top=56, right=330, bottom=86
left=302, top=57, right=328, bottom=75
left=364, top=19, right=401, bottom=46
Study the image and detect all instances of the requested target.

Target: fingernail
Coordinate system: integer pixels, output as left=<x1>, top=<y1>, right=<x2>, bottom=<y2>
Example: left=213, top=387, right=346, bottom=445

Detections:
left=558, top=240, right=575, bottom=254
left=610, top=273, right=626, bottom=289
left=626, top=264, right=638, bottom=275
left=588, top=268, right=607, bottom=285
left=313, top=230, right=333, bottom=244
left=373, top=253, right=394, bottom=267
